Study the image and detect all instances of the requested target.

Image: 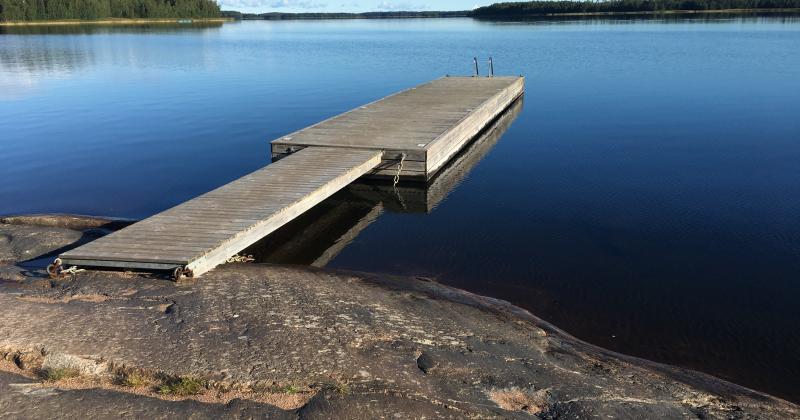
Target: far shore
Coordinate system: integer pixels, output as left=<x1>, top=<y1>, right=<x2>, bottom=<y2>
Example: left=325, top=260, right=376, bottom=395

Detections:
left=236, top=8, right=800, bottom=20
left=1, top=8, right=799, bottom=27
left=472, top=7, right=800, bottom=18
left=506, top=7, right=800, bottom=17
left=0, top=18, right=232, bottom=27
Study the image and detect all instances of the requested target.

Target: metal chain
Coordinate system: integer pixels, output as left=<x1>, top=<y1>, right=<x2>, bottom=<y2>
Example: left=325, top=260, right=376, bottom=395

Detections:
left=393, top=153, right=406, bottom=187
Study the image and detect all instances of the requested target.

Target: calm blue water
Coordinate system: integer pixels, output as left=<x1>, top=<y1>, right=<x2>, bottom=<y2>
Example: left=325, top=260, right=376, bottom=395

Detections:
left=2, top=17, right=799, bottom=401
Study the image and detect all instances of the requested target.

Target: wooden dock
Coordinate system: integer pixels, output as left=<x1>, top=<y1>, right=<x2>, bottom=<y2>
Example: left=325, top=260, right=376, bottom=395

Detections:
left=57, top=76, right=524, bottom=278
left=247, top=96, right=523, bottom=266
left=272, top=76, right=524, bottom=179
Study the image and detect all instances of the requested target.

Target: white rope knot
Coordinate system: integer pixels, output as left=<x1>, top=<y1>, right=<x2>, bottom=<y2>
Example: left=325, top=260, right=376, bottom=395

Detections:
left=226, top=254, right=255, bottom=263
left=61, top=266, right=85, bottom=275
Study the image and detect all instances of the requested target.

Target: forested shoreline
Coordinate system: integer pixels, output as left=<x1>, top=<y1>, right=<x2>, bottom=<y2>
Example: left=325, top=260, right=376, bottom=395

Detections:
left=225, top=1, right=800, bottom=21
left=221, top=11, right=470, bottom=20
left=2, top=0, right=799, bottom=22
left=472, top=0, right=800, bottom=17
left=0, top=0, right=221, bottom=21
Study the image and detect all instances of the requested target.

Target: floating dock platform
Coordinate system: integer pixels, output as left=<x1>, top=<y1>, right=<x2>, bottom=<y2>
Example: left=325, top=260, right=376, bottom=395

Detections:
left=249, top=96, right=523, bottom=266
left=57, top=76, right=524, bottom=278
left=271, top=76, right=524, bottom=180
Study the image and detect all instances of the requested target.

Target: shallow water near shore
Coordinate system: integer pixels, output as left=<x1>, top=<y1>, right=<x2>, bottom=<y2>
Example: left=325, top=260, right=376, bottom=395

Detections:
left=1, top=17, right=799, bottom=401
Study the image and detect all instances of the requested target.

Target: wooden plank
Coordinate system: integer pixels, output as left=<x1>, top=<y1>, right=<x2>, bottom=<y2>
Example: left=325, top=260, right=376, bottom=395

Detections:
left=61, top=147, right=382, bottom=276
left=57, top=258, right=183, bottom=271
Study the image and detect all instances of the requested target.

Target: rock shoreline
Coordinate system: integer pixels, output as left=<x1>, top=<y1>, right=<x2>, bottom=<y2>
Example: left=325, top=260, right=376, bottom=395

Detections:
left=0, top=214, right=797, bottom=418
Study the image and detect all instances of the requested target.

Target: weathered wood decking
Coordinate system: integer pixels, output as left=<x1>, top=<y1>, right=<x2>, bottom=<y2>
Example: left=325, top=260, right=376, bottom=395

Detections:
left=272, top=76, right=524, bottom=179
left=60, top=148, right=382, bottom=276
left=246, top=96, right=523, bottom=266
left=59, top=76, right=524, bottom=277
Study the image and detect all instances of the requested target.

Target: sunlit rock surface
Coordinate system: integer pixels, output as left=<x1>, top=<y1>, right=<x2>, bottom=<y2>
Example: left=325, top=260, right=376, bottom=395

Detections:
left=0, top=215, right=797, bottom=418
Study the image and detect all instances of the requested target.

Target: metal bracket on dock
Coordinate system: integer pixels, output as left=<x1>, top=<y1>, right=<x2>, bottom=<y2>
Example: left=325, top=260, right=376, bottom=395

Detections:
left=473, top=57, right=479, bottom=77
left=488, top=57, right=494, bottom=77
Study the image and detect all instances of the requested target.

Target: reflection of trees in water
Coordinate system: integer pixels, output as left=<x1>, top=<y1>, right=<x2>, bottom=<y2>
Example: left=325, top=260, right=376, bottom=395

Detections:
left=0, top=23, right=225, bottom=76
left=0, top=24, right=224, bottom=98
left=0, top=23, right=223, bottom=36
left=0, top=41, right=93, bottom=75
left=0, top=36, right=94, bottom=99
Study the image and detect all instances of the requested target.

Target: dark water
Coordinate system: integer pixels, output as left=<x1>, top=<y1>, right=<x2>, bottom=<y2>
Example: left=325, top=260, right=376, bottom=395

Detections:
left=2, top=17, right=799, bottom=401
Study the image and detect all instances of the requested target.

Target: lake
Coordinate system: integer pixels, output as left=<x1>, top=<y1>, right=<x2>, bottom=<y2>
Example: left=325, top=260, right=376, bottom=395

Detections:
left=1, top=16, right=799, bottom=402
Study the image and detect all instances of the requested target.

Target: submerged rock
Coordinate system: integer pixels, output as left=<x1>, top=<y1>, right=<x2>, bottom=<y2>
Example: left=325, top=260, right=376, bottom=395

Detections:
left=0, top=215, right=797, bottom=418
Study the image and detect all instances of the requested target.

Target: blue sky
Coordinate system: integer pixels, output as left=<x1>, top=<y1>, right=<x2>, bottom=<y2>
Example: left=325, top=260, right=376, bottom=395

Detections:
left=216, top=0, right=491, bottom=13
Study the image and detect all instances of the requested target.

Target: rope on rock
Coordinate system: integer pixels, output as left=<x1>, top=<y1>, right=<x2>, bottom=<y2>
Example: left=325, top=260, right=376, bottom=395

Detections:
left=226, top=254, right=255, bottom=263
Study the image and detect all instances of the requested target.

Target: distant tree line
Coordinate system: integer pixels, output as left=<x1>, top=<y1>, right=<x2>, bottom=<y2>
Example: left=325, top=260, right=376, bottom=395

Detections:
left=473, top=0, right=800, bottom=16
left=0, top=0, right=222, bottom=21
left=224, top=11, right=471, bottom=20
left=4, top=0, right=796, bottom=22
left=222, top=2, right=800, bottom=21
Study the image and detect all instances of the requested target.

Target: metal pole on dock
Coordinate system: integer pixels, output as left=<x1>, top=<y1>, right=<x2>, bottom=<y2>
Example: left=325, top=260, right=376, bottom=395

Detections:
left=488, top=57, right=494, bottom=77
left=473, top=57, right=479, bottom=77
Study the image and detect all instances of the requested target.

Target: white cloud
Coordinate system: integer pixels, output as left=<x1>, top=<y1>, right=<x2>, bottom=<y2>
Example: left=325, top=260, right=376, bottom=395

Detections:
left=374, top=1, right=427, bottom=10
left=218, top=0, right=327, bottom=9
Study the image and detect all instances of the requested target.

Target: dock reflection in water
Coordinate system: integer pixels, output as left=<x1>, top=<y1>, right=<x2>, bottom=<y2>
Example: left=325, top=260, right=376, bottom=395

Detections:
left=244, top=96, right=523, bottom=266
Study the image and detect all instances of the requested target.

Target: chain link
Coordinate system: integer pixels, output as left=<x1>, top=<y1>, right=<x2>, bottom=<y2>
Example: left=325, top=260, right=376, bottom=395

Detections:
left=393, top=153, right=406, bottom=187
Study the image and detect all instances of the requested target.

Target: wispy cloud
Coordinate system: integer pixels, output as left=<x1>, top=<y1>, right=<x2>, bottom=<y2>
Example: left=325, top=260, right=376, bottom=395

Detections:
left=218, top=0, right=327, bottom=9
left=374, top=1, right=428, bottom=11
